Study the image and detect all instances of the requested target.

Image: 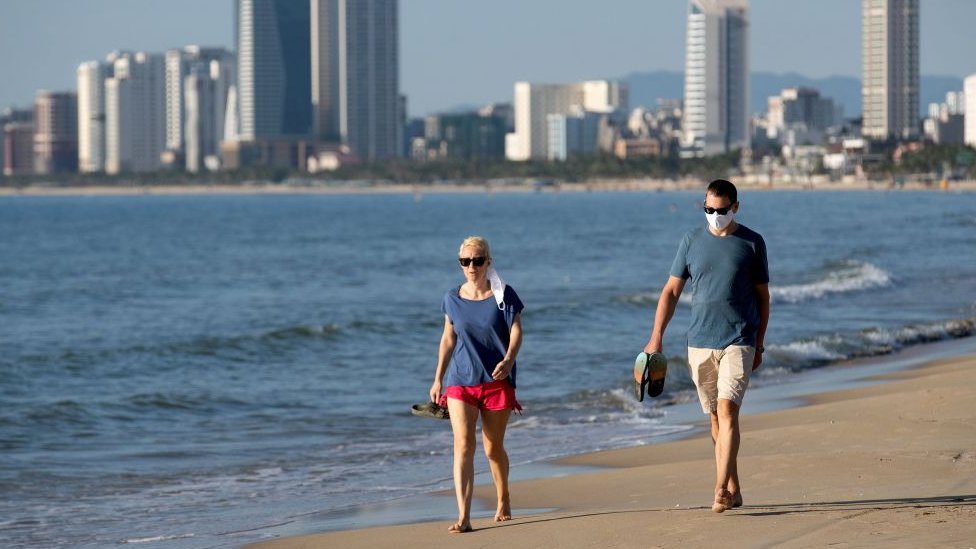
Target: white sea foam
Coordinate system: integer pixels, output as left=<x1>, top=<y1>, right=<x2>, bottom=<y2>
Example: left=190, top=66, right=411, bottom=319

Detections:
left=771, top=261, right=892, bottom=303
left=770, top=338, right=846, bottom=361
left=123, top=533, right=194, bottom=544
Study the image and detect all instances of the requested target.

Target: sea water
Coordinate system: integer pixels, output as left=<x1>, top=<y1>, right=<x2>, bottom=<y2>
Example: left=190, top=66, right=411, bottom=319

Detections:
left=1, top=189, right=974, bottom=547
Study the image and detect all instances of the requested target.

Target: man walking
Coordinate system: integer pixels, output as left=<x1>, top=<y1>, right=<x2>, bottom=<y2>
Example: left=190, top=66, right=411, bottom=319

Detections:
left=644, top=179, right=769, bottom=513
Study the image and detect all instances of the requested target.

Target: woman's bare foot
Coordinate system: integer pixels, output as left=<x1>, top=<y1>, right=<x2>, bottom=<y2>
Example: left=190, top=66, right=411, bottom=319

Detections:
left=712, top=489, right=732, bottom=513
left=730, top=491, right=743, bottom=508
left=494, top=504, right=512, bottom=522
left=448, top=521, right=472, bottom=533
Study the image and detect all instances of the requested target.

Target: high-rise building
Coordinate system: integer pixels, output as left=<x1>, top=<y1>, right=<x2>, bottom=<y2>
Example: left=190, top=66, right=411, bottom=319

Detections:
left=965, top=75, right=976, bottom=147
left=1, top=108, right=33, bottom=177
left=506, top=80, right=628, bottom=161
left=105, top=51, right=166, bottom=174
left=33, top=90, right=78, bottom=174
left=3, top=111, right=35, bottom=177
left=165, top=46, right=235, bottom=158
left=77, top=61, right=110, bottom=173
left=182, top=52, right=235, bottom=172
left=312, top=0, right=400, bottom=160
left=237, top=0, right=311, bottom=140
left=862, top=0, right=919, bottom=140
left=682, top=0, right=749, bottom=157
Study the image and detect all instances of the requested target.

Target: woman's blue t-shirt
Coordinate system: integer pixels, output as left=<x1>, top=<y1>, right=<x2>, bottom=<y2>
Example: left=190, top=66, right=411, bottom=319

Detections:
left=441, top=285, right=524, bottom=388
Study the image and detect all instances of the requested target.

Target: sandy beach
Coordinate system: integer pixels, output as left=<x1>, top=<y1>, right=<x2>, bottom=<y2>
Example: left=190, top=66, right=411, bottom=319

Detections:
left=246, top=350, right=976, bottom=548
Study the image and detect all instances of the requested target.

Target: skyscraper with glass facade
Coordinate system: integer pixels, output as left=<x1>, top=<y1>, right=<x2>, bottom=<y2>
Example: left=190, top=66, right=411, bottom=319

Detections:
left=237, top=0, right=312, bottom=140
left=312, top=0, right=400, bottom=160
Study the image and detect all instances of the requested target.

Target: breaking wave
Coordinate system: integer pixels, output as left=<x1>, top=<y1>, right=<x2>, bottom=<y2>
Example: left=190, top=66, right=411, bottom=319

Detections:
left=771, top=260, right=892, bottom=303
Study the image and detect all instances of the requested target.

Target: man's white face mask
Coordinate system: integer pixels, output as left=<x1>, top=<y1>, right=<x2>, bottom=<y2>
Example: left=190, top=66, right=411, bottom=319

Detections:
left=706, top=210, right=735, bottom=230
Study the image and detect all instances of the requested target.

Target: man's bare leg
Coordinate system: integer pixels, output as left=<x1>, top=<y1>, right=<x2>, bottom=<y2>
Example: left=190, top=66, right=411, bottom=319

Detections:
left=711, top=399, right=741, bottom=512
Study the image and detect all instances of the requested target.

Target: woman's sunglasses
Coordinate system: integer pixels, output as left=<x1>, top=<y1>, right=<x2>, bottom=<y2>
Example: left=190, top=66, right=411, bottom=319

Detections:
left=703, top=203, right=734, bottom=215
left=458, top=256, right=487, bottom=267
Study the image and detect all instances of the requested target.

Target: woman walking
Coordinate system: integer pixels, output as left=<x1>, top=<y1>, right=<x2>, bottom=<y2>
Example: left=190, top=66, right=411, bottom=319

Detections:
left=429, top=236, right=524, bottom=533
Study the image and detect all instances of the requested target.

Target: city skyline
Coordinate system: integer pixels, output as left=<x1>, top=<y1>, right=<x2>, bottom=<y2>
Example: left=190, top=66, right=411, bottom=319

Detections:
left=2, top=0, right=975, bottom=118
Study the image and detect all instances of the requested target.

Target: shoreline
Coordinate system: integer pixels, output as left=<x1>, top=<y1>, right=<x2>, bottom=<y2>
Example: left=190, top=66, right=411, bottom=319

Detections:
left=2, top=178, right=975, bottom=197
left=242, top=335, right=976, bottom=548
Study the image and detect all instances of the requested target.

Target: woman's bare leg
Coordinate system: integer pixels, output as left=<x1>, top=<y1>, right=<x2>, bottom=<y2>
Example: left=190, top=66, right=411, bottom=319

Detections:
left=480, top=407, right=513, bottom=522
left=447, top=398, right=479, bottom=532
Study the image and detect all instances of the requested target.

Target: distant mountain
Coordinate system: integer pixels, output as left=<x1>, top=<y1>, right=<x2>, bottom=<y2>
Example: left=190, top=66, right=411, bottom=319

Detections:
left=624, top=70, right=964, bottom=118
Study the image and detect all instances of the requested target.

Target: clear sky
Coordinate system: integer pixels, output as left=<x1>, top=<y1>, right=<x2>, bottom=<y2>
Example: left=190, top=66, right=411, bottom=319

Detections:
left=1, top=0, right=974, bottom=117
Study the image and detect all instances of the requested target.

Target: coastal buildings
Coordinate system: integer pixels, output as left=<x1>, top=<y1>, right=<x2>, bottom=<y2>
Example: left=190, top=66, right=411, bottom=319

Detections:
left=33, top=90, right=78, bottom=174
left=77, top=61, right=110, bottom=173
left=766, top=87, right=842, bottom=146
left=681, top=0, right=749, bottom=156
left=104, top=51, right=167, bottom=174
left=861, top=0, right=919, bottom=140
left=312, top=0, right=400, bottom=160
left=505, top=80, right=628, bottom=161
left=236, top=0, right=312, bottom=141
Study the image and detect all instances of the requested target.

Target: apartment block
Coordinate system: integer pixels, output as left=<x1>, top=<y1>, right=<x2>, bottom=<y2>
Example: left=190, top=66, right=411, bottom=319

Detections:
left=105, top=51, right=166, bottom=174
left=862, top=0, right=919, bottom=140
left=33, top=90, right=78, bottom=174
left=3, top=118, right=35, bottom=176
left=682, top=0, right=749, bottom=156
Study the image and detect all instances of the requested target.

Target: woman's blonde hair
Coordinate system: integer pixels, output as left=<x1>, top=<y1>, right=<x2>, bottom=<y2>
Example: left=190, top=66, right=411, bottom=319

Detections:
left=458, top=235, right=491, bottom=259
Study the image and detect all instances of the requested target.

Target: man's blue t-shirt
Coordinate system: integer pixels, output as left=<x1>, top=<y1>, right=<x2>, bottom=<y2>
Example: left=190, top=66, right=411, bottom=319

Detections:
left=670, top=224, right=769, bottom=349
left=442, top=285, right=524, bottom=388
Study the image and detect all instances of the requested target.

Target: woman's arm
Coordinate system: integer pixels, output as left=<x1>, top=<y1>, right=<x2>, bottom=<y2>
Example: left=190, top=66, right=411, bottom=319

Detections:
left=491, top=312, right=522, bottom=381
left=430, top=315, right=456, bottom=402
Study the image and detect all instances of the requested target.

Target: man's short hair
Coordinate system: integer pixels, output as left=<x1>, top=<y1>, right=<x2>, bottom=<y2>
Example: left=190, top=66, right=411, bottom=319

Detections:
left=706, top=179, right=737, bottom=204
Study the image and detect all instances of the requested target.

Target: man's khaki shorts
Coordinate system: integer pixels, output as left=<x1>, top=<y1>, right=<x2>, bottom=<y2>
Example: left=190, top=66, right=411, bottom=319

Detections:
left=687, top=345, right=756, bottom=413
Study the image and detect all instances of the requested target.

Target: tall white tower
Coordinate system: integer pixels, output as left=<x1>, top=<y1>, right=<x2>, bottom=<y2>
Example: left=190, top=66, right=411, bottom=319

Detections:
left=965, top=74, right=976, bottom=147
left=862, top=0, right=919, bottom=140
left=77, top=61, right=109, bottom=173
left=681, top=0, right=749, bottom=156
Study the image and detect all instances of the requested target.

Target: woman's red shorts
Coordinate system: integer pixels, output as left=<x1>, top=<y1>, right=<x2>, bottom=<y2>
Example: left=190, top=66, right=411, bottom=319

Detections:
left=441, top=379, right=521, bottom=412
